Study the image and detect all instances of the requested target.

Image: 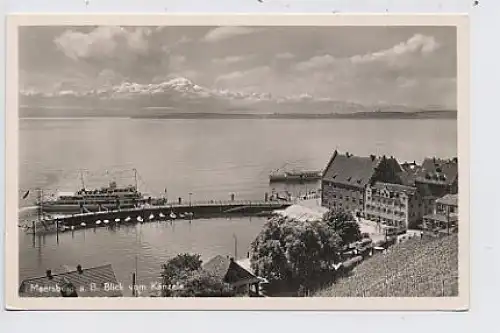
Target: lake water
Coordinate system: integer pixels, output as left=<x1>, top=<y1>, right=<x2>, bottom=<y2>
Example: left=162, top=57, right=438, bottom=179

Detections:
left=18, top=117, right=457, bottom=295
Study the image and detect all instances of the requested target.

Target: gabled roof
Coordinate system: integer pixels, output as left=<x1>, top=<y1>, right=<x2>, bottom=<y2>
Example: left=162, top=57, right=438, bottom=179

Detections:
left=19, top=264, right=122, bottom=297
left=322, top=150, right=381, bottom=188
left=203, top=255, right=259, bottom=286
left=436, top=194, right=458, bottom=206
left=202, top=255, right=232, bottom=280
left=416, top=158, right=458, bottom=186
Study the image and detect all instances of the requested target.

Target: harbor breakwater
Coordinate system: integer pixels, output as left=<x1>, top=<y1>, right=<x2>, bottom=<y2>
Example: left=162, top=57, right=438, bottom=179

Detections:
left=24, top=200, right=293, bottom=235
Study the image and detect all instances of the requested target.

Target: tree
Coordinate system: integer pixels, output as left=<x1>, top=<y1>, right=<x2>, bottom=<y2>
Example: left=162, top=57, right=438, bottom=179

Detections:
left=173, top=270, right=235, bottom=297
left=250, top=216, right=342, bottom=293
left=160, top=253, right=202, bottom=296
left=323, top=210, right=361, bottom=247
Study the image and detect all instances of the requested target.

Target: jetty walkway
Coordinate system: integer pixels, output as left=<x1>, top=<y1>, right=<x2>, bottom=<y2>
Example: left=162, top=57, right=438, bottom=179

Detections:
left=26, top=199, right=293, bottom=234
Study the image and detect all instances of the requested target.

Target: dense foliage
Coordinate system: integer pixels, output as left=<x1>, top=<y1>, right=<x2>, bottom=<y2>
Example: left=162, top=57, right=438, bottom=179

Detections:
left=160, top=253, right=235, bottom=297
left=250, top=216, right=342, bottom=292
left=323, top=210, right=361, bottom=247
left=172, top=270, right=236, bottom=297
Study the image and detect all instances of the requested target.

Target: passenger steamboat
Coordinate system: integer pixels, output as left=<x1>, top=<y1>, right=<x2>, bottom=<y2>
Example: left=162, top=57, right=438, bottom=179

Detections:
left=36, top=169, right=148, bottom=213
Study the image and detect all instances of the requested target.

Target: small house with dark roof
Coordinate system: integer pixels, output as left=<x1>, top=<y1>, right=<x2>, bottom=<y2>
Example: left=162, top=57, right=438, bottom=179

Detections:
left=321, top=150, right=403, bottom=215
left=423, top=193, right=459, bottom=234
left=19, top=264, right=123, bottom=297
left=202, top=255, right=262, bottom=296
left=365, top=182, right=423, bottom=230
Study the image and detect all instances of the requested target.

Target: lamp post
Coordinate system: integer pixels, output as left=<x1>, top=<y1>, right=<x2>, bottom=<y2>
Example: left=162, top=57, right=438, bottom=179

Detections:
left=189, top=192, right=192, bottom=207
left=233, top=233, right=238, bottom=259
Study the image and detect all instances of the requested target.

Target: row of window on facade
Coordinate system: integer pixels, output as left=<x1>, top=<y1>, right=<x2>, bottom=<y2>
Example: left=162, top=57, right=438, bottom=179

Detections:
left=366, top=196, right=409, bottom=205
left=368, top=189, right=408, bottom=199
left=331, top=194, right=363, bottom=205
left=366, top=200, right=410, bottom=209
left=364, top=214, right=406, bottom=227
left=365, top=205, right=407, bottom=216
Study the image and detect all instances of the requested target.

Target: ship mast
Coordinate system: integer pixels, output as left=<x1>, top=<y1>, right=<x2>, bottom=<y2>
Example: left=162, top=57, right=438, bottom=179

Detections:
left=79, top=170, right=86, bottom=190
left=133, top=168, right=138, bottom=190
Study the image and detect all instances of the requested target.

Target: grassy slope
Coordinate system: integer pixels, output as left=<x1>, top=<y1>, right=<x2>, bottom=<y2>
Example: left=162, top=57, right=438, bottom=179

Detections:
left=315, top=234, right=459, bottom=297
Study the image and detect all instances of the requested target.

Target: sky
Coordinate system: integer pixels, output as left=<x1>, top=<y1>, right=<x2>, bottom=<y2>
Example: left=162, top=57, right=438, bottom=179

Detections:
left=19, top=25, right=457, bottom=109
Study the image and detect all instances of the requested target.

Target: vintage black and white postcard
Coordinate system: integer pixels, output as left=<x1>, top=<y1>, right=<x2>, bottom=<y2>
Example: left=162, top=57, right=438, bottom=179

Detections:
left=5, top=14, right=469, bottom=310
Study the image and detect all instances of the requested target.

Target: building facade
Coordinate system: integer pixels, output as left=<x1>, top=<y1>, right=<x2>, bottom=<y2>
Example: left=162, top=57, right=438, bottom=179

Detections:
left=423, top=193, right=458, bottom=233
left=364, top=182, right=423, bottom=231
left=414, top=157, right=458, bottom=217
left=321, top=150, right=403, bottom=216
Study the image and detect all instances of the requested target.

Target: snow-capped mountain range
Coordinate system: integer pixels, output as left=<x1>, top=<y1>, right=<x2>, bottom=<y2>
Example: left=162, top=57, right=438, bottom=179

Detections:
left=20, top=76, right=439, bottom=117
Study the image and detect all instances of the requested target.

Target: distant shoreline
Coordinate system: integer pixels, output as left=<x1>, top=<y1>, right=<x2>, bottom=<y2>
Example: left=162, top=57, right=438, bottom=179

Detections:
left=19, top=110, right=457, bottom=120
left=131, top=110, right=457, bottom=120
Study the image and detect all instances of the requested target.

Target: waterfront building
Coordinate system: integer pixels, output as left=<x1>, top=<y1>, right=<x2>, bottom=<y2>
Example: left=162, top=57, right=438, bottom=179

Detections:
left=414, top=157, right=458, bottom=216
left=19, top=264, right=122, bottom=297
left=321, top=150, right=403, bottom=216
left=364, top=182, right=423, bottom=231
left=423, top=193, right=458, bottom=233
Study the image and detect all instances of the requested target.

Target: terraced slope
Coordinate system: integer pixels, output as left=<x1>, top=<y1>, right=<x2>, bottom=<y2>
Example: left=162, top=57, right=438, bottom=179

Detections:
left=316, top=234, right=459, bottom=297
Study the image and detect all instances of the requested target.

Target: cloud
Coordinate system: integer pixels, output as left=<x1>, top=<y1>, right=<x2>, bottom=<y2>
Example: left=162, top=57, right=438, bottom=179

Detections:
left=294, top=54, right=337, bottom=72
left=170, top=55, right=186, bottom=68
left=275, top=52, right=295, bottom=60
left=295, top=34, right=440, bottom=73
left=203, top=27, right=258, bottom=42
left=215, top=66, right=271, bottom=88
left=54, top=27, right=151, bottom=60
left=349, top=34, right=439, bottom=65
left=287, top=33, right=452, bottom=108
left=211, top=55, right=252, bottom=66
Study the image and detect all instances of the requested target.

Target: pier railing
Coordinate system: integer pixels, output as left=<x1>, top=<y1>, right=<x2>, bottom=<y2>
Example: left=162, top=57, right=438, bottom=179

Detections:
left=45, top=199, right=294, bottom=220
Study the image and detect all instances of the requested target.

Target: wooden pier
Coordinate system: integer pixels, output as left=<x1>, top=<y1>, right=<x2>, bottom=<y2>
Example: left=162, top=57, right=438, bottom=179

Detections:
left=24, top=199, right=293, bottom=235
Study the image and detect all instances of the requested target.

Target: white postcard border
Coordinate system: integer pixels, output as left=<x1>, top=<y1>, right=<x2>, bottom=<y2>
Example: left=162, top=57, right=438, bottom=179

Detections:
left=5, top=13, right=470, bottom=311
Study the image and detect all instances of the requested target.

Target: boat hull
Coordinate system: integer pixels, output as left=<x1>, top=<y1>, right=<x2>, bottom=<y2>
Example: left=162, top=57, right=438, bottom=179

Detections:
left=40, top=203, right=139, bottom=214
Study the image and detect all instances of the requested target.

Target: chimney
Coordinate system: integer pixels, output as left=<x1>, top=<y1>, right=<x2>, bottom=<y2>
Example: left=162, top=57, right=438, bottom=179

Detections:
left=370, top=154, right=376, bottom=161
left=46, top=269, right=53, bottom=280
left=346, top=151, right=349, bottom=157
left=229, top=257, right=235, bottom=262
left=77, top=264, right=83, bottom=274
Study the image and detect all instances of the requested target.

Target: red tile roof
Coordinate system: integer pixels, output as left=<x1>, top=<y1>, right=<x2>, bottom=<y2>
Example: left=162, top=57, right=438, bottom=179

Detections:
left=322, top=150, right=381, bottom=188
left=19, top=264, right=123, bottom=297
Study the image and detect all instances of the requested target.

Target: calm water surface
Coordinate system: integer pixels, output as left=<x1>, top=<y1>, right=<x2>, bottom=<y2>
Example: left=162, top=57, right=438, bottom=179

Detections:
left=18, top=117, right=457, bottom=295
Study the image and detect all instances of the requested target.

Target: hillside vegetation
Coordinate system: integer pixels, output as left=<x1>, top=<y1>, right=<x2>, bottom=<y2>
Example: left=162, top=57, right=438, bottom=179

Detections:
left=315, top=234, right=459, bottom=297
